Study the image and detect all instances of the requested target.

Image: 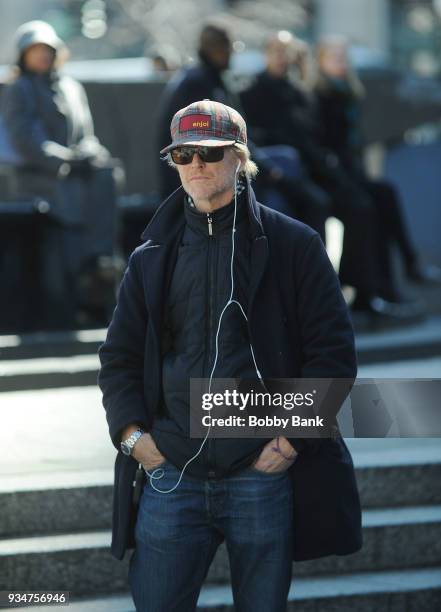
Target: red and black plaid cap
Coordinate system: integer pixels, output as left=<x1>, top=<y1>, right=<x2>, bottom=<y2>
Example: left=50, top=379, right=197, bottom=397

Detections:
left=160, top=99, right=247, bottom=154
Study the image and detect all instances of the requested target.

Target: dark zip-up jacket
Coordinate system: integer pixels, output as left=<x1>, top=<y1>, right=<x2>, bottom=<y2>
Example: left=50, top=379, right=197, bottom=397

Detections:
left=150, top=190, right=268, bottom=478
left=98, top=182, right=362, bottom=562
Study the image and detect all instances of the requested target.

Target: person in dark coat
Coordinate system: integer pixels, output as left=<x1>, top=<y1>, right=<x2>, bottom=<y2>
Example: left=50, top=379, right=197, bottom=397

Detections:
left=98, top=100, right=362, bottom=612
left=240, top=31, right=422, bottom=319
left=314, top=35, right=441, bottom=290
left=1, top=20, right=121, bottom=329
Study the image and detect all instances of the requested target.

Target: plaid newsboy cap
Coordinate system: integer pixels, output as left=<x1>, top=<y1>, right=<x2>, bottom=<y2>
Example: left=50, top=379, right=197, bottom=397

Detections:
left=160, top=99, right=247, bottom=154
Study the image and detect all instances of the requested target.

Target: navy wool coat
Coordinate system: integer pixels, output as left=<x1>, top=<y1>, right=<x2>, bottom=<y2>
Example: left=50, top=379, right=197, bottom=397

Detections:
left=98, top=183, right=362, bottom=562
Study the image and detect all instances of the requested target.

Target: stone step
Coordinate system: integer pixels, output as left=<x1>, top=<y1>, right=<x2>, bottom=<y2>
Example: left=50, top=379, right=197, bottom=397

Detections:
left=0, top=480, right=113, bottom=539
left=0, top=354, right=99, bottom=391
left=9, top=567, right=441, bottom=611
left=2, top=317, right=441, bottom=391
left=355, top=315, right=441, bottom=364
left=354, top=443, right=441, bottom=508
left=1, top=351, right=440, bottom=393
left=1, top=506, right=440, bottom=593
left=2, top=444, right=440, bottom=539
left=0, top=329, right=105, bottom=361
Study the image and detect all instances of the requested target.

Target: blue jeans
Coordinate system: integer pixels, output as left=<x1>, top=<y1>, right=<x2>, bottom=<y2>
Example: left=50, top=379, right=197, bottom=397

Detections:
left=128, top=461, right=294, bottom=611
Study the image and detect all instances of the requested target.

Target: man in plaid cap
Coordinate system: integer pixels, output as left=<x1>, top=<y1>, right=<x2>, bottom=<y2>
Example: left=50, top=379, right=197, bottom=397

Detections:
left=99, top=100, right=361, bottom=611
left=157, top=24, right=233, bottom=200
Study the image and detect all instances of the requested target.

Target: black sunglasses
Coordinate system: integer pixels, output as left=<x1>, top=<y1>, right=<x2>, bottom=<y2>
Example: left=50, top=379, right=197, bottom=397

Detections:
left=170, top=146, right=229, bottom=165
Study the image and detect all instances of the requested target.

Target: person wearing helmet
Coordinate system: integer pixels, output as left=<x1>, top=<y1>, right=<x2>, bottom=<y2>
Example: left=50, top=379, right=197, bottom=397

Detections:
left=1, top=21, right=121, bottom=330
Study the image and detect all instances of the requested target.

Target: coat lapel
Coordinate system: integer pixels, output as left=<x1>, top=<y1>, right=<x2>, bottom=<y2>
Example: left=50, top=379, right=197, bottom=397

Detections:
left=246, top=183, right=270, bottom=323
left=138, top=188, right=186, bottom=337
left=248, top=235, right=269, bottom=318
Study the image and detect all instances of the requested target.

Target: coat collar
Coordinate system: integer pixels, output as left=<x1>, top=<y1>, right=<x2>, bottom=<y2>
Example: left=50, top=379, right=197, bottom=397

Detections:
left=140, top=179, right=265, bottom=245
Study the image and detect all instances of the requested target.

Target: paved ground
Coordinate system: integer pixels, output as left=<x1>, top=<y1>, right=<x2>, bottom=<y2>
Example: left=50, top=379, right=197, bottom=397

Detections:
left=1, top=385, right=111, bottom=479
left=359, top=356, right=441, bottom=377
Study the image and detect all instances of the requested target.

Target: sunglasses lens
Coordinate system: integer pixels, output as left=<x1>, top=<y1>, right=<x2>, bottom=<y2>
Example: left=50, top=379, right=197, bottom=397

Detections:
left=199, top=147, right=225, bottom=163
left=171, top=148, right=193, bottom=164
left=171, top=146, right=227, bottom=164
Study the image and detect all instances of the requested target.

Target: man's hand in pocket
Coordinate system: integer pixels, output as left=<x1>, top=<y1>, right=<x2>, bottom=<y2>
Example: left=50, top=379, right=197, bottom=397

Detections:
left=252, top=437, right=298, bottom=473
left=132, top=433, right=166, bottom=470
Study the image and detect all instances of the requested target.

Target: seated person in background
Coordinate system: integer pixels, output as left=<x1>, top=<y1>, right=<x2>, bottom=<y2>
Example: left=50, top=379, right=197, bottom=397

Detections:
left=1, top=20, right=122, bottom=329
left=241, top=31, right=423, bottom=320
left=314, top=34, right=441, bottom=289
left=240, top=33, right=331, bottom=243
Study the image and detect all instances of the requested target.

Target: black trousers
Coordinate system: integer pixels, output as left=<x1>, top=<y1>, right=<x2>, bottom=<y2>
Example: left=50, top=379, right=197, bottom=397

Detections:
left=363, top=178, right=417, bottom=298
left=312, top=166, right=380, bottom=297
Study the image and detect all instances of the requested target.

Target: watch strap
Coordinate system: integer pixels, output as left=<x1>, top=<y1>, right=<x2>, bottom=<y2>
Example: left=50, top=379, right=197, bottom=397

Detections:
left=121, top=428, right=145, bottom=455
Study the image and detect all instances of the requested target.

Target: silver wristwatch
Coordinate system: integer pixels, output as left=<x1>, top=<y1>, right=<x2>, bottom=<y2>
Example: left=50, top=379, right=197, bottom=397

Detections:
left=120, top=428, right=145, bottom=456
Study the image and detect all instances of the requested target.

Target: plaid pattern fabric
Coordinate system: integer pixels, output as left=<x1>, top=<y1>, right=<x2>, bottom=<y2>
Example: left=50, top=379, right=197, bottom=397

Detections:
left=161, top=100, right=247, bottom=154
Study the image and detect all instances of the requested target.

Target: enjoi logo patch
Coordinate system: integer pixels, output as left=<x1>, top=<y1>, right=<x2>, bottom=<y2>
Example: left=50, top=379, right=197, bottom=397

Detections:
left=179, top=114, right=212, bottom=132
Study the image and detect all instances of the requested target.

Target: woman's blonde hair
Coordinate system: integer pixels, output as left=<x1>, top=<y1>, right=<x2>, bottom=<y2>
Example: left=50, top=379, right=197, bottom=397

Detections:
left=315, top=35, right=365, bottom=98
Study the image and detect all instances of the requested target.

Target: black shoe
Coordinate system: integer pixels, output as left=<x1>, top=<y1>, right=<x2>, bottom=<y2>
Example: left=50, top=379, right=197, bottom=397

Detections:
left=352, top=294, right=425, bottom=320
left=407, top=263, right=441, bottom=285
left=369, top=296, right=424, bottom=319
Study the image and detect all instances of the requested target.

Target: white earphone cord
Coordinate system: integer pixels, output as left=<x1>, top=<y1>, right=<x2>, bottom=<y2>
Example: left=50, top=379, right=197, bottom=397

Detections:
left=146, top=163, right=263, bottom=492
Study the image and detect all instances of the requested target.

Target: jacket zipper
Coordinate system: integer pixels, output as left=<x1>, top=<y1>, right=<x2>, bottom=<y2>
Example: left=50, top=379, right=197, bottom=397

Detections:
left=206, top=213, right=216, bottom=475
